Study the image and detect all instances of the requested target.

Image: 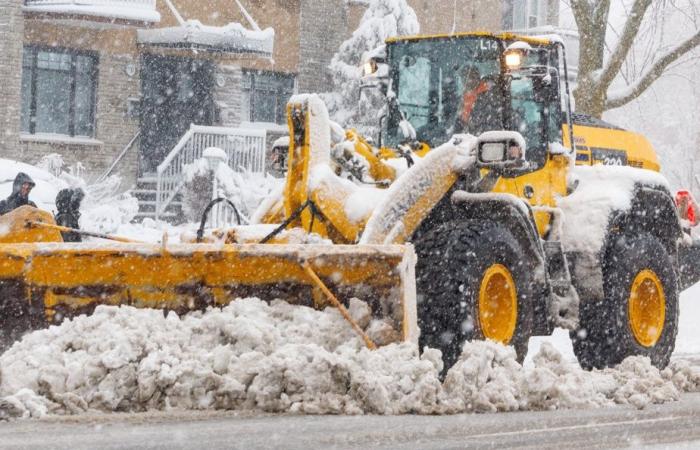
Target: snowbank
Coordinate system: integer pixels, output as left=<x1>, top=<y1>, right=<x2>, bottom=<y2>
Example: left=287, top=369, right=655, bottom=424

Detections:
left=2, top=299, right=699, bottom=419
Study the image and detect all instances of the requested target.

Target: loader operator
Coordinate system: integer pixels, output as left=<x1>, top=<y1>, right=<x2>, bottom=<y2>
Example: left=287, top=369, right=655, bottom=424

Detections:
left=0, top=172, right=37, bottom=216
left=455, top=65, right=496, bottom=134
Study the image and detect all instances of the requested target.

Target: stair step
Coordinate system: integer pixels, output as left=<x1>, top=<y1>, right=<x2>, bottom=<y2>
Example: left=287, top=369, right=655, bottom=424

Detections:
left=135, top=210, right=179, bottom=217
left=138, top=200, right=183, bottom=207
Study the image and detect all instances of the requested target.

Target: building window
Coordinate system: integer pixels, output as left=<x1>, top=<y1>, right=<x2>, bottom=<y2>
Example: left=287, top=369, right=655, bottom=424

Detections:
left=503, top=0, right=549, bottom=30
left=241, top=70, right=295, bottom=124
left=21, top=46, right=98, bottom=137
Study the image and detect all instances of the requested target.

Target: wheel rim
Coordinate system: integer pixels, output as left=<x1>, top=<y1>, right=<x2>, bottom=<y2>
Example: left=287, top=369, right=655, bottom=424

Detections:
left=478, top=263, right=518, bottom=344
left=628, top=269, right=666, bottom=348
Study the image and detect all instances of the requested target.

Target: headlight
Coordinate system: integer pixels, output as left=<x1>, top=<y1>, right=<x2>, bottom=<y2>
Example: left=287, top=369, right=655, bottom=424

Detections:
left=504, top=51, right=522, bottom=70
left=363, top=60, right=378, bottom=77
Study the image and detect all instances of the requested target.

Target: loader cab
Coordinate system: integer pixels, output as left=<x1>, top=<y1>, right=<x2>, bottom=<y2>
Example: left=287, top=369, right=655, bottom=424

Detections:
left=383, top=33, right=570, bottom=173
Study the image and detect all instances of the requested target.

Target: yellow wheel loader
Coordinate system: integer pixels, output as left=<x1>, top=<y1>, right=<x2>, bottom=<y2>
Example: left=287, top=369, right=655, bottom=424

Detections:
left=1, top=32, right=697, bottom=375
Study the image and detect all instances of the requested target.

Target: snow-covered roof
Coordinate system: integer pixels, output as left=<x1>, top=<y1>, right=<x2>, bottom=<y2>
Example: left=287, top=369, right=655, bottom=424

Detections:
left=23, top=0, right=160, bottom=24
left=137, top=19, right=274, bottom=58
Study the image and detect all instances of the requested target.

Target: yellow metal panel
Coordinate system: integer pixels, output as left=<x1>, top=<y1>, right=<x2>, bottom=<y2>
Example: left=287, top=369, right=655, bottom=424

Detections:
left=386, top=31, right=552, bottom=46
left=491, top=152, right=569, bottom=237
left=347, top=130, right=397, bottom=183
left=2, top=243, right=417, bottom=344
left=565, top=123, right=660, bottom=171
left=0, top=206, right=62, bottom=244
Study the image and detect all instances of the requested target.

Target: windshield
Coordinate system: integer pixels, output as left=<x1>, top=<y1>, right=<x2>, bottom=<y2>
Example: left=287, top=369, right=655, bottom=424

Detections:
left=386, top=37, right=505, bottom=147
left=511, top=78, right=546, bottom=158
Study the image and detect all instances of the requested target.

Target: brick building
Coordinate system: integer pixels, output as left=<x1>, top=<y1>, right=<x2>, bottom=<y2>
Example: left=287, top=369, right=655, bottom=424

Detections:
left=0, top=0, right=560, bottom=193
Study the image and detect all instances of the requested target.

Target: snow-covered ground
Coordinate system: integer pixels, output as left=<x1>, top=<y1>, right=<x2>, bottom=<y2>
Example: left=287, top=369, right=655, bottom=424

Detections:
left=2, top=158, right=700, bottom=420
left=2, top=286, right=700, bottom=419
left=526, top=281, right=700, bottom=365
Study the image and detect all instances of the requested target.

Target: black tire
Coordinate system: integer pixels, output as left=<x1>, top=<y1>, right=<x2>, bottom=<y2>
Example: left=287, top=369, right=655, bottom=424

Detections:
left=415, top=220, right=535, bottom=374
left=571, top=232, right=679, bottom=370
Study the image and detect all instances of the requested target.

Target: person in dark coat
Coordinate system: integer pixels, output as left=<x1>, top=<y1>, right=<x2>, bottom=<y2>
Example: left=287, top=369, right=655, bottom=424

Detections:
left=0, top=172, right=37, bottom=215
left=55, top=188, right=84, bottom=242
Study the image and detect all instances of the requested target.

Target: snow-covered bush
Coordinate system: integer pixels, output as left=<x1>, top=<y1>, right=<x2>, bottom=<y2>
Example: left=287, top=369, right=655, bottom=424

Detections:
left=182, top=157, right=282, bottom=224
left=327, top=0, right=419, bottom=136
left=36, top=153, right=65, bottom=178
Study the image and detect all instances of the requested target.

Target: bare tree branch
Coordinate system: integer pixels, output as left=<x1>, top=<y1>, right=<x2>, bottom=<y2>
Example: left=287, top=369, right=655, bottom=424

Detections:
left=569, top=0, right=592, bottom=34
left=592, top=0, right=612, bottom=32
left=606, top=29, right=700, bottom=109
left=597, top=0, right=654, bottom=93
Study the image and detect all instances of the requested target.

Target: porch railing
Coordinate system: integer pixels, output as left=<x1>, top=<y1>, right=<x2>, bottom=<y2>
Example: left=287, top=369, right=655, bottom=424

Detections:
left=94, top=131, right=140, bottom=184
left=155, top=125, right=267, bottom=220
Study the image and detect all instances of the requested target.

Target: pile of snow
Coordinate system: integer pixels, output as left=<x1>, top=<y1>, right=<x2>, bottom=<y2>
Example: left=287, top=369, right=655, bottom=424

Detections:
left=2, top=299, right=700, bottom=419
left=80, top=195, right=140, bottom=236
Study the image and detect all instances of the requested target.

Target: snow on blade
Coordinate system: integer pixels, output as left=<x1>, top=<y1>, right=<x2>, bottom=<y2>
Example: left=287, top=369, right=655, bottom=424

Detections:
left=360, top=135, right=475, bottom=244
left=2, top=300, right=699, bottom=419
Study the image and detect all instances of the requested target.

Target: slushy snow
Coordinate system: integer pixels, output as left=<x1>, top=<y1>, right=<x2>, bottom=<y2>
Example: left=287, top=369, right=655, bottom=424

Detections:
left=2, top=298, right=699, bottom=420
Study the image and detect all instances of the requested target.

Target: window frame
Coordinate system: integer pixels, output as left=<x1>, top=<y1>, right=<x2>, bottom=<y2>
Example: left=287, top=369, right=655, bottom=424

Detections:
left=22, top=45, right=99, bottom=138
left=242, top=70, right=296, bottom=125
left=504, top=0, right=549, bottom=30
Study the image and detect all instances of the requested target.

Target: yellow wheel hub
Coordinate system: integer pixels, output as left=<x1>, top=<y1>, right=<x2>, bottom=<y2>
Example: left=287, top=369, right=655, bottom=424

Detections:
left=628, top=269, right=666, bottom=348
left=478, top=264, right=518, bottom=344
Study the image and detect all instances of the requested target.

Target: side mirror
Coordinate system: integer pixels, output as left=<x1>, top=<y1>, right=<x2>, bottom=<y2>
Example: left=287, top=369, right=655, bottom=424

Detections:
left=476, top=131, right=528, bottom=171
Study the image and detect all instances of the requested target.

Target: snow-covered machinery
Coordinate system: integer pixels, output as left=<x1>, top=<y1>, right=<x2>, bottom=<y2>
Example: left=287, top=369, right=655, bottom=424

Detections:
left=253, top=32, right=699, bottom=372
left=0, top=204, right=417, bottom=350
left=1, top=32, right=697, bottom=376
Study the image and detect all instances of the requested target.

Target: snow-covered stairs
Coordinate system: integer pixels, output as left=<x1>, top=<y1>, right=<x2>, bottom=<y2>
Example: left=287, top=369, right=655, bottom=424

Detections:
left=132, top=176, right=184, bottom=223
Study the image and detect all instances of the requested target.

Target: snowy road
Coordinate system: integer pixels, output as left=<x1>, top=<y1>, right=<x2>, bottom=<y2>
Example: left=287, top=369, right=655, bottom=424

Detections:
left=2, top=390, right=700, bottom=449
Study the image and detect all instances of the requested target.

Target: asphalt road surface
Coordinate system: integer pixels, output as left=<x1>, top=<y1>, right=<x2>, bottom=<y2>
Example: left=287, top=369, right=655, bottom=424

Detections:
left=2, top=392, right=700, bottom=450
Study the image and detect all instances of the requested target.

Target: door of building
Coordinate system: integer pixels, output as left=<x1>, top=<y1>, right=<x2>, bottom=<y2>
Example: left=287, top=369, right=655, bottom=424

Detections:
left=140, top=54, right=214, bottom=174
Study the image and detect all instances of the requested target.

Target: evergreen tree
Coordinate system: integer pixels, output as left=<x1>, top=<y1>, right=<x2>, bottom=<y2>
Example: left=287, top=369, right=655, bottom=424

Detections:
left=326, top=0, right=419, bottom=137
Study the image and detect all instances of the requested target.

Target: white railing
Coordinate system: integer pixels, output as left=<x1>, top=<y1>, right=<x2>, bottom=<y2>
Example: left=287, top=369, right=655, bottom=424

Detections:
left=155, top=124, right=267, bottom=220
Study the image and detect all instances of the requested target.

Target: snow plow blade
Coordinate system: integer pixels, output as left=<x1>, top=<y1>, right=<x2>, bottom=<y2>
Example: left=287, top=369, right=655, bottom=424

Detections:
left=0, top=241, right=417, bottom=350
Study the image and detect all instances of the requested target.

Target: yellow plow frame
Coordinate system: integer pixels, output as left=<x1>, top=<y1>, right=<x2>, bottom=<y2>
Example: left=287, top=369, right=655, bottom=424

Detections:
left=0, top=208, right=417, bottom=349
